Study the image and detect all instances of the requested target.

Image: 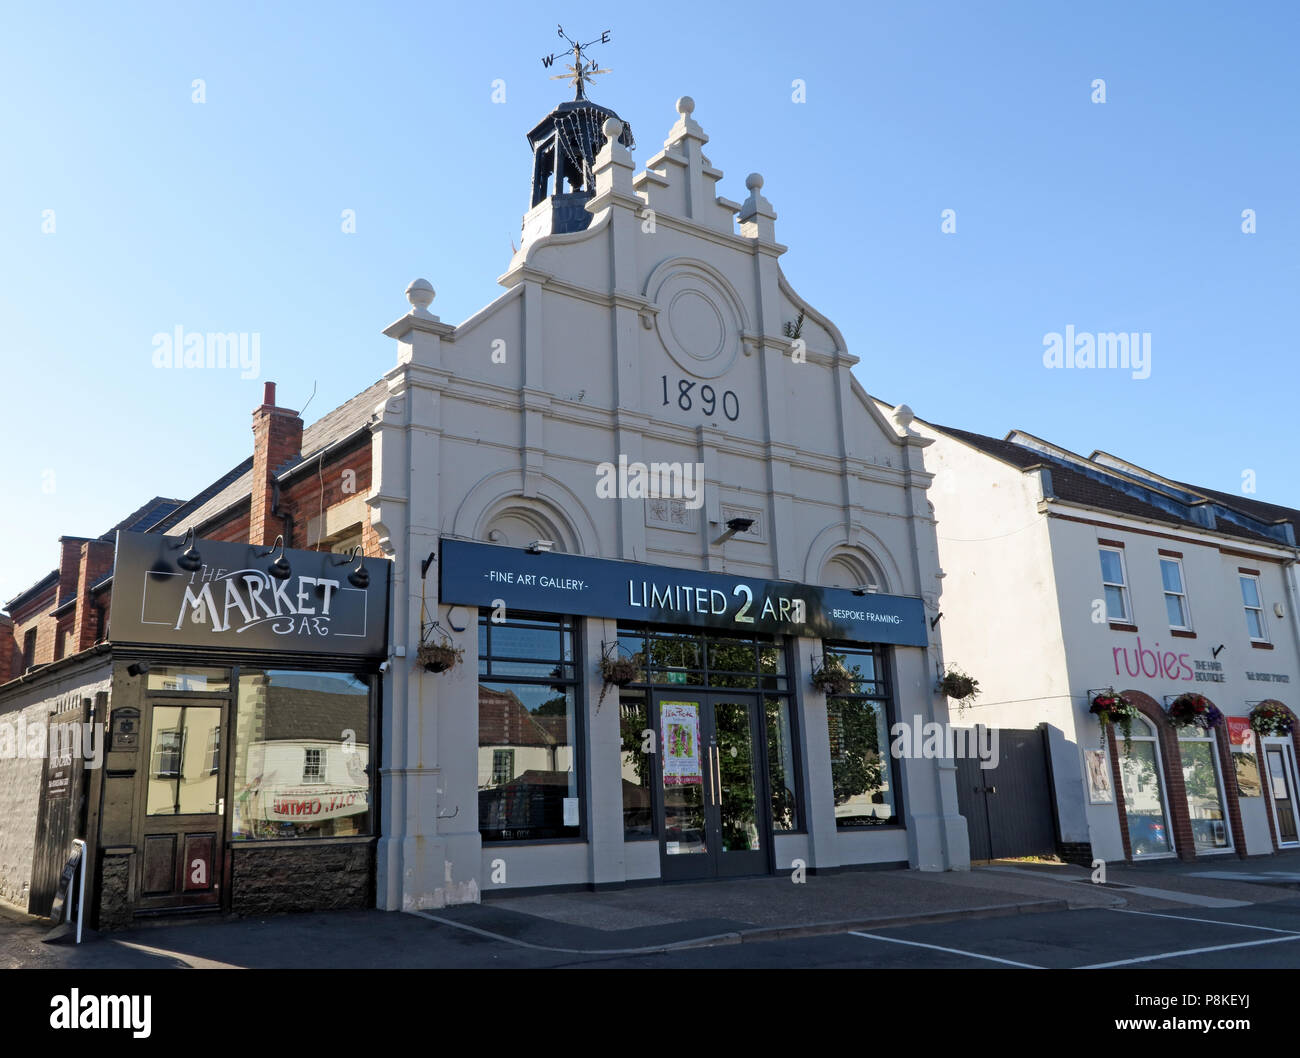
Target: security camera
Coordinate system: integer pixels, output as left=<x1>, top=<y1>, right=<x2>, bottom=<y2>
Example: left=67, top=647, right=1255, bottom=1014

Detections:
left=378, top=660, right=391, bottom=673
left=126, top=661, right=151, bottom=677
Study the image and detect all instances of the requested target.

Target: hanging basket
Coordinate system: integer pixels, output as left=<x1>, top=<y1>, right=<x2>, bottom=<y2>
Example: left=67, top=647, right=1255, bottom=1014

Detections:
left=597, top=649, right=644, bottom=708
left=417, top=639, right=463, bottom=674
left=939, top=667, right=980, bottom=706
left=811, top=655, right=853, bottom=696
left=1250, top=701, right=1294, bottom=736
left=1167, top=692, right=1223, bottom=731
left=1090, top=689, right=1139, bottom=754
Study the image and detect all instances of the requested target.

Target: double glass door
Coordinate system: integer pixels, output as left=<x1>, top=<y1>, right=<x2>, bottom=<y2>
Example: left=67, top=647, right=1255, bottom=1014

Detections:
left=657, top=693, right=768, bottom=880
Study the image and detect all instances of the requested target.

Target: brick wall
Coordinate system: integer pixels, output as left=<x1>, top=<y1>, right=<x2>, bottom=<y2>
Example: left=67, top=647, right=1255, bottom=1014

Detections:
left=73, top=541, right=115, bottom=652
left=250, top=382, right=304, bottom=547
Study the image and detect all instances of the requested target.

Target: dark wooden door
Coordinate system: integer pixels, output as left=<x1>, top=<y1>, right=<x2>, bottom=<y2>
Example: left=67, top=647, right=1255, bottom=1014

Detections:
left=136, top=700, right=228, bottom=910
left=28, top=701, right=90, bottom=916
left=956, top=725, right=1057, bottom=861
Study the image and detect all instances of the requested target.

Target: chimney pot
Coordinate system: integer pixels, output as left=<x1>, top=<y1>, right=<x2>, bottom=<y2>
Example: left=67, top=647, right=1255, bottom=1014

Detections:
left=263, top=381, right=276, bottom=407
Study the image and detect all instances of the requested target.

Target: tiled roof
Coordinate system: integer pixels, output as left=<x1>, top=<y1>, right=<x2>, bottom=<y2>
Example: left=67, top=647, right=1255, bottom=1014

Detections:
left=929, top=424, right=1285, bottom=546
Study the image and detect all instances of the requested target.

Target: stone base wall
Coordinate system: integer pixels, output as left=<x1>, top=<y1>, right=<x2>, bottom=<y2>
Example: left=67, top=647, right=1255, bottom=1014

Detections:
left=232, top=841, right=373, bottom=915
left=96, top=854, right=132, bottom=931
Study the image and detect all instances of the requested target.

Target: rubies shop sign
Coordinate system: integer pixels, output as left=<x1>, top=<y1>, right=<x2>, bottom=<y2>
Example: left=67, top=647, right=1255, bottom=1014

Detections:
left=110, top=531, right=389, bottom=657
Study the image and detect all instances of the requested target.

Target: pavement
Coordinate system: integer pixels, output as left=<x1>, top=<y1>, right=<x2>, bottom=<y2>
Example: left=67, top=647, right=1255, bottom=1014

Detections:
left=6, top=851, right=1300, bottom=969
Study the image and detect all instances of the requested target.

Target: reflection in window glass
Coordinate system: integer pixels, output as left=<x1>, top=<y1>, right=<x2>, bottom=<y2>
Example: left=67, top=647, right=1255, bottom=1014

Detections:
left=1119, top=740, right=1173, bottom=855
left=620, top=692, right=652, bottom=838
left=1181, top=739, right=1231, bottom=851
left=231, top=670, right=371, bottom=840
left=147, top=667, right=230, bottom=693
left=766, top=697, right=797, bottom=830
left=147, top=706, right=221, bottom=816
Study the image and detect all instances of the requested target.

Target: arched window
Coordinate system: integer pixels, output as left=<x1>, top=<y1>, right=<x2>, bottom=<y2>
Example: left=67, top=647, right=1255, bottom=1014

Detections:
left=1117, top=714, right=1175, bottom=858
left=1177, top=726, right=1233, bottom=853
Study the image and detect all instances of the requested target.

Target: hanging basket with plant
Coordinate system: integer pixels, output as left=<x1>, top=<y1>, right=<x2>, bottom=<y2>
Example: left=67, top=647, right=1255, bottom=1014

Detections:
left=1168, top=692, right=1224, bottom=731
left=1250, top=701, right=1294, bottom=736
left=811, top=654, right=854, bottom=696
left=938, top=665, right=980, bottom=712
left=1090, top=689, right=1139, bottom=754
left=417, top=638, right=464, bottom=674
left=597, top=649, right=644, bottom=707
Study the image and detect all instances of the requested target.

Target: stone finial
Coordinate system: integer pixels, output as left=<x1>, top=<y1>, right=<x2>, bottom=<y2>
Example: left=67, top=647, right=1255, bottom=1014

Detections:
left=676, top=95, right=694, bottom=116
left=738, top=171, right=776, bottom=241
left=603, top=116, right=623, bottom=139
left=406, top=278, right=435, bottom=319
left=892, top=403, right=919, bottom=435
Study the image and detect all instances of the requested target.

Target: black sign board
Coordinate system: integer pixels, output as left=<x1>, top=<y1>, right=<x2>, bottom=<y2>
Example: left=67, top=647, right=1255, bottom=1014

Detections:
left=110, top=531, right=390, bottom=657
left=48, top=845, right=82, bottom=925
left=439, top=539, right=928, bottom=647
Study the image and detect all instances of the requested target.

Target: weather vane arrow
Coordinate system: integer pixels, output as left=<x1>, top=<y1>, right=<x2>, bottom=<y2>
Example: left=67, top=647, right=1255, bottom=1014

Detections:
left=541, top=26, right=612, bottom=100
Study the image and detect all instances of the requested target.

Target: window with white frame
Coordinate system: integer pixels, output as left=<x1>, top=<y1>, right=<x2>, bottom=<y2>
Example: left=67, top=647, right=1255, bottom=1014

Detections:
left=1240, top=574, right=1268, bottom=642
left=1099, top=547, right=1130, bottom=623
left=1160, top=557, right=1191, bottom=630
left=303, top=747, right=326, bottom=784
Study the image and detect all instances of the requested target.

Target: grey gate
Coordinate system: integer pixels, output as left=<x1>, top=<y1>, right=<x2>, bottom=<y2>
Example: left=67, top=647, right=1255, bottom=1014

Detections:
left=955, top=725, right=1057, bottom=861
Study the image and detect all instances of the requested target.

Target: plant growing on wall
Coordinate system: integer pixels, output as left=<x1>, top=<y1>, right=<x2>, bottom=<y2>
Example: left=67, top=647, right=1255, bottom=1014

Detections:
left=1090, top=688, right=1139, bottom=754
left=938, top=665, right=980, bottom=713
left=1250, top=701, right=1294, bottom=736
left=1168, top=692, right=1223, bottom=731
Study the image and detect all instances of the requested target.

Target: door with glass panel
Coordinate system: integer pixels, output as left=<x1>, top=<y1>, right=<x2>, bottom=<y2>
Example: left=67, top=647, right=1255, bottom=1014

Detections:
left=1117, top=716, right=1175, bottom=857
left=138, top=700, right=229, bottom=910
left=656, top=693, right=769, bottom=881
left=1179, top=732, right=1233, bottom=853
left=1265, top=740, right=1300, bottom=847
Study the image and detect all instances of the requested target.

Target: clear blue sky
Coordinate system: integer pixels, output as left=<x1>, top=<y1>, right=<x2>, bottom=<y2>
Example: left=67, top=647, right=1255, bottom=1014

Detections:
left=2, top=2, right=1296, bottom=603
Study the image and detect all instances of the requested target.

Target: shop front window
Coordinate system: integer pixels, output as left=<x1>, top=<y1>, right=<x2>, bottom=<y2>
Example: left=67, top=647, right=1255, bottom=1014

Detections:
left=1180, top=734, right=1232, bottom=852
left=231, top=669, right=372, bottom=840
left=479, top=613, right=581, bottom=842
left=824, top=644, right=897, bottom=827
left=1117, top=716, right=1174, bottom=856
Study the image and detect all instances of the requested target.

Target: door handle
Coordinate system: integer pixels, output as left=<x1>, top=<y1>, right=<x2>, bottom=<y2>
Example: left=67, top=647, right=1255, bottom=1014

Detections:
left=712, top=746, right=722, bottom=804
left=217, top=797, right=225, bottom=816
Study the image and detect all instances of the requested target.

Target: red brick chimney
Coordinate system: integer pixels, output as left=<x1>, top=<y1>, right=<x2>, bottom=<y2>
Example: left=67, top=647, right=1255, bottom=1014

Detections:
left=73, top=539, right=116, bottom=651
left=250, top=382, right=304, bottom=547
left=0, top=614, right=17, bottom=684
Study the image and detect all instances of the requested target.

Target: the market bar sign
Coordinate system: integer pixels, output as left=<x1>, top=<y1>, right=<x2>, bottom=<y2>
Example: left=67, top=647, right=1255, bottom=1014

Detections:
left=110, top=531, right=389, bottom=657
left=439, top=539, right=928, bottom=646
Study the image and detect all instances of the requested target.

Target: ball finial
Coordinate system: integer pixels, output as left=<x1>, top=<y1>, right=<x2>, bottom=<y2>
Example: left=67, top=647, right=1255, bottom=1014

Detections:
left=676, top=95, right=695, bottom=116
left=602, top=116, right=623, bottom=139
left=746, top=172, right=764, bottom=192
left=406, top=278, right=435, bottom=312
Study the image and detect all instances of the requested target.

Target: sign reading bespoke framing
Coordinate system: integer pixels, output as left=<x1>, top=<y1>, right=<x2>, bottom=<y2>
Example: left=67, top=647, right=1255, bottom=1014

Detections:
left=439, top=539, right=928, bottom=646
left=110, top=531, right=389, bottom=657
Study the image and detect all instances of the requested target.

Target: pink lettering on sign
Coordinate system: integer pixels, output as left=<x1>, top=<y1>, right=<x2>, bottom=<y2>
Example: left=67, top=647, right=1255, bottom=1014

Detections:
left=1112, top=637, right=1193, bottom=682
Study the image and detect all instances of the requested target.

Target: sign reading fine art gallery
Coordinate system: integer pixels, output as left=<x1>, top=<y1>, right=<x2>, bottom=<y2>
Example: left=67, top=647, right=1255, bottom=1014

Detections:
left=439, top=539, right=928, bottom=646
left=110, top=530, right=390, bottom=657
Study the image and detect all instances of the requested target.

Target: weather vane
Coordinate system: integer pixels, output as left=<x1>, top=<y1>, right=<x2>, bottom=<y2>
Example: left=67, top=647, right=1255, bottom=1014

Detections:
left=542, top=25, right=612, bottom=101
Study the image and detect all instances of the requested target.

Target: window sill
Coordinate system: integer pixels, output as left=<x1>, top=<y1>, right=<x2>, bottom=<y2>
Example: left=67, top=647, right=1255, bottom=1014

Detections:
left=1251, top=641, right=1275, bottom=651
left=1170, top=630, right=1196, bottom=639
left=1109, top=623, right=1139, bottom=634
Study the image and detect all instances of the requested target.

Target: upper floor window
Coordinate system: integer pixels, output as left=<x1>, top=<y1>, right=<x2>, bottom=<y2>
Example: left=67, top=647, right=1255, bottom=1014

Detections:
left=1099, top=547, right=1130, bottom=623
left=1240, top=574, right=1268, bottom=643
left=1159, top=557, right=1191, bottom=630
left=303, top=747, right=325, bottom=784
left=21, top=629, right=36, bottom=669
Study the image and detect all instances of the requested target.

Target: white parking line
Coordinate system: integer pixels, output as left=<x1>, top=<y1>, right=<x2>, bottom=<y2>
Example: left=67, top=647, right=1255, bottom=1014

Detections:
left=848, top=930, right=1042, bottom=968
left=1080, top=933, right=1300, bottom=968
left=1106, top=907, right=1300, bottom=935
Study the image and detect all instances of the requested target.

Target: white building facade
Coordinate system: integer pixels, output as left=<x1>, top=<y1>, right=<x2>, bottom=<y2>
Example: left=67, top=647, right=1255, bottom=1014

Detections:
left=909, top=419, right=1300, bottom=865
left=366, top=94, right=968, bottom=909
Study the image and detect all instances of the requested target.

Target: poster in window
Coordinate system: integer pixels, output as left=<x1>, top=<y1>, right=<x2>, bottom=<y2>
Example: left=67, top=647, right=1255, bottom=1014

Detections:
left=661, top=701, right=702, bottom=786
left=1085, top=749, right=1113, bottom=804
left=1233, top=751, right=1262, bottom=798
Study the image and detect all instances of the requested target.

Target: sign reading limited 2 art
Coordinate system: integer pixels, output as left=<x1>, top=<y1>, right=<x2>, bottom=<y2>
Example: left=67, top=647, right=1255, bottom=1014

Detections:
left=110, top=531, right=389, bottom=657
left=439, top=539, right=928, bottom=646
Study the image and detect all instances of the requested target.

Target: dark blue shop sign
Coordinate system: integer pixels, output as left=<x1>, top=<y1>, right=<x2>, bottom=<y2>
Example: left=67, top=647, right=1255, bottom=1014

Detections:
left=110, top=531, right=390, bottom=657
left=439, top=539, right=928, bottom=647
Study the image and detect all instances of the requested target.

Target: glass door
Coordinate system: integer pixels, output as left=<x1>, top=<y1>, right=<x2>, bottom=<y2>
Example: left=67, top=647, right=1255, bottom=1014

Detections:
left=657, top=693, right=769, bottom=881
left=137, top=700, right=229, bottom=910
left=1266, top=740, right=1300, bottom=846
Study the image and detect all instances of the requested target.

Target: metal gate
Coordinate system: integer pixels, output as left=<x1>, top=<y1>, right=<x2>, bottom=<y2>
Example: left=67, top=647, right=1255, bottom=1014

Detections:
left=28, top=700, right=90, bottom=916
left=956, top=725, right=1058, bottom=861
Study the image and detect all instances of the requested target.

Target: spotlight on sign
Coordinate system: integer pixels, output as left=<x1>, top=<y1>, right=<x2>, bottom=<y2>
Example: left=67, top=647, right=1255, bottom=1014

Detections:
left=712, top=517, right=755, bottom=545
left=263, top=535, right=292, bottom=580
left=526, top=539, right=555, bottom=554
left=173, top=527, right=203, bottom=572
